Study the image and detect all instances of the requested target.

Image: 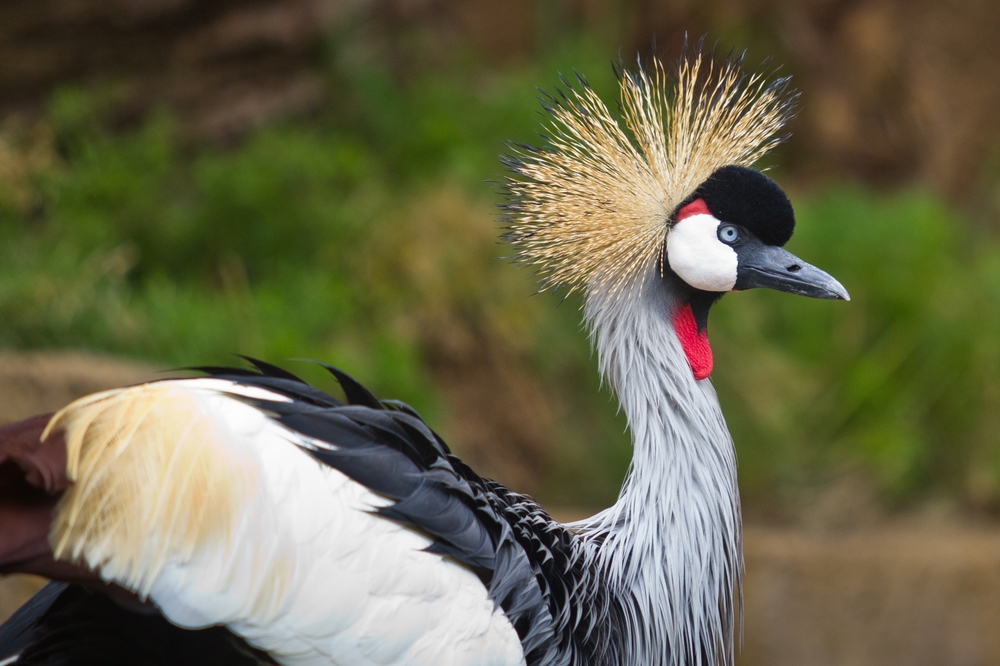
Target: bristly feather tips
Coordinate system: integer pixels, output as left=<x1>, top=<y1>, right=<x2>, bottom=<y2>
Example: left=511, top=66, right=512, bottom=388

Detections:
left=502, top=47, right=798, bottom=299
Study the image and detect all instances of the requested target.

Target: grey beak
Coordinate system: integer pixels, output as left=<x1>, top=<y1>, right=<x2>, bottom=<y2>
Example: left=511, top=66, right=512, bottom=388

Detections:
left=735, top=243, right=850, bottom=301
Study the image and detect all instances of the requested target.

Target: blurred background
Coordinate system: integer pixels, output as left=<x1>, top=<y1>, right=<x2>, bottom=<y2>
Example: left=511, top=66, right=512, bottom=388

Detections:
left=2, top=0, right=1000, bottom=663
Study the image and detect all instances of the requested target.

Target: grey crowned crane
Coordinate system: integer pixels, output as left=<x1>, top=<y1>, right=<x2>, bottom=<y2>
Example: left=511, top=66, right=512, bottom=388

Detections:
left=0, top=51, right=847, bottom=666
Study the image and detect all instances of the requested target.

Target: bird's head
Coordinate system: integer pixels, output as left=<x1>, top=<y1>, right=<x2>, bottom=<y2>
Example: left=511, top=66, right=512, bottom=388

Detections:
left=503, top=51, right=848, bottom=380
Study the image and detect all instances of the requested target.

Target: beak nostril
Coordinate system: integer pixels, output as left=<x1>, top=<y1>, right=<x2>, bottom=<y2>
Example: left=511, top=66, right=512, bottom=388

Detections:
left=786, top=264, right=801, bottom=273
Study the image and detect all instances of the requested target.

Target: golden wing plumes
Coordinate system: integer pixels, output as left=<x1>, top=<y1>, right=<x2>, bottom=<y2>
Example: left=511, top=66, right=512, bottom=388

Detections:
left=45, top=384, right=257, bottom=597
left=502, top=50, right=798, bottom=297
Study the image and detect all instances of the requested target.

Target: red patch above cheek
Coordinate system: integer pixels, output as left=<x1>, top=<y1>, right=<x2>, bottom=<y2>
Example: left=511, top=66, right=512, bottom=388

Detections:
left=672, top=303, right=713, bottom=380
left=675, top=198, right=710, bottom=222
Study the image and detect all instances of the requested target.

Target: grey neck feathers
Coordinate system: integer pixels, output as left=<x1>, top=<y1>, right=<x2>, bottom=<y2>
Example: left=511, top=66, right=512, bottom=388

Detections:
left=572, top=267, right=742, bottom=666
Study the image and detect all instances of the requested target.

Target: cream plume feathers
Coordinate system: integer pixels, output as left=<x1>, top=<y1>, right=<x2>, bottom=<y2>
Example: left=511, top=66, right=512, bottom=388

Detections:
left=502, top=50, right=798, bottom=297
left=44, top=384, right=258, bottom=597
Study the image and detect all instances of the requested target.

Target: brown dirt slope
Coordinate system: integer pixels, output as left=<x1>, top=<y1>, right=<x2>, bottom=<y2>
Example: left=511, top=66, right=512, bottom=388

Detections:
left=742, top=525, right=1000, bottom=666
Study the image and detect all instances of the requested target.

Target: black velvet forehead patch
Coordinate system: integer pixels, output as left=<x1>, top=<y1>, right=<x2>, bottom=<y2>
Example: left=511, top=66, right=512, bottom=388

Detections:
left=690, top=165, right=795, bottom=246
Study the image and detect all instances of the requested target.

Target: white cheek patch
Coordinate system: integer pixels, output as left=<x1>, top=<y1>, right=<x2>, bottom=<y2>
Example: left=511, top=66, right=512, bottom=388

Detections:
left=667, top=214, right=738, bottom=292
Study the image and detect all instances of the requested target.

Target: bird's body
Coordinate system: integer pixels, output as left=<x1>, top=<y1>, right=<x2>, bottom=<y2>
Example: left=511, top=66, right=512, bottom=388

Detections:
left=0, top=49, right=847, bottom=666
left=3, top=367, right=607, bottom=666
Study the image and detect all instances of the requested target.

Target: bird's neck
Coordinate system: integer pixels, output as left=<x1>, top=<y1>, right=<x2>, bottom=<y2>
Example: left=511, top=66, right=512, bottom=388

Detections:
left=578, top=273, right=741, bottom=666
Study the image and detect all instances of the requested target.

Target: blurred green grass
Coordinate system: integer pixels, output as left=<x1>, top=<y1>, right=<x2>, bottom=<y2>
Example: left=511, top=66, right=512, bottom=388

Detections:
left=1, top=43, right=998, bottom=514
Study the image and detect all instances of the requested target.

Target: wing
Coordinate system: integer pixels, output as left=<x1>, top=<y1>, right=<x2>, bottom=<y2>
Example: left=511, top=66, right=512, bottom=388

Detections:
left=0, top=361, right=565, bottom=666
left=194, top=361, right=563, bottom=664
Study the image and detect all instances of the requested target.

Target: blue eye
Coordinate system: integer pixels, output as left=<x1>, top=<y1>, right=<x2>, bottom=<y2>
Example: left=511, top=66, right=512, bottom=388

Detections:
left=718, top=224, right=739, bottom=244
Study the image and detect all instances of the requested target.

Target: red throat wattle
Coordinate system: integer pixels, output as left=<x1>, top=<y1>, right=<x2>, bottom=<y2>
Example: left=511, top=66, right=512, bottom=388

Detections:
left=672, top=304, right=713, bottom=380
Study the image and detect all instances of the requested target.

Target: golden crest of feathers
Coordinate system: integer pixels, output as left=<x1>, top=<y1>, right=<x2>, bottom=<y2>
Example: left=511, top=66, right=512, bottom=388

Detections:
left=502, top=50, right=797, bottom=296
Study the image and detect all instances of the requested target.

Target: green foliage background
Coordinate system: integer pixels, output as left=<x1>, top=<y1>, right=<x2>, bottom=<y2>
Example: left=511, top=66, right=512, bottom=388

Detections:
left=1, top=39, right=999, bottom=515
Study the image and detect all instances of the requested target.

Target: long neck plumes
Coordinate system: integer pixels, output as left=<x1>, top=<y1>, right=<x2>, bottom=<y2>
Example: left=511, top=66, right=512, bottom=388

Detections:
left=575, top=268, right=742, bottom=666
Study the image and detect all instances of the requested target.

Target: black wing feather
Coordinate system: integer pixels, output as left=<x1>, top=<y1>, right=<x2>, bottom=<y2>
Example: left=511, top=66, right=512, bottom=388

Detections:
left=318, top=363, right=382, bottom=409
left=237, top=356, right=307, bottom=383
